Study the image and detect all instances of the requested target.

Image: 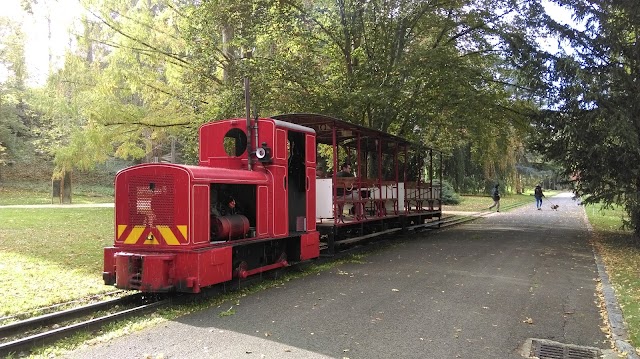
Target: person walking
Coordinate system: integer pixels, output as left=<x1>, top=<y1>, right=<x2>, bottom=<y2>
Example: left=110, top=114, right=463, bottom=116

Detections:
left=488, top=184, right=501, bottom=212
left=534, top=184, right=545, bottom=210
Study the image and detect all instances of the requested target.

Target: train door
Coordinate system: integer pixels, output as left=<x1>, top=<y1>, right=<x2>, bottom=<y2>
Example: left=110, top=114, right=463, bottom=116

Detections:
left=305, top=133, right=316, bottom=231
left=287, top=131, right=307, bottom=232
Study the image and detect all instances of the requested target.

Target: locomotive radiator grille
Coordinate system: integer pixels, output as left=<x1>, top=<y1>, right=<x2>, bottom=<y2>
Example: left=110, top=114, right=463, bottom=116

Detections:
left=129, top=174, right=175, bottom=226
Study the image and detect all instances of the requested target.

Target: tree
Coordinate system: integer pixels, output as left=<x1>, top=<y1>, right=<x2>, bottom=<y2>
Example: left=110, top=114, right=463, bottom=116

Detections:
left=28, top=0, right=539, bottom=188
left=185, top=0, right=537, bottom=189
left=30, top=0, right=200, bottom=173
left=0, top=17, right=30, bottom=168
left=528, top=0, right=640, bottom=233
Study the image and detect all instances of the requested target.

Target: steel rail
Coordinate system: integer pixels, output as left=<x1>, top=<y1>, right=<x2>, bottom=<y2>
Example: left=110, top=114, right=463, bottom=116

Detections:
left=0, top=298, right=169, bottom=357
left=0, top=293, right=143, bottom=339
left=0, top=290, right=127, bottom=323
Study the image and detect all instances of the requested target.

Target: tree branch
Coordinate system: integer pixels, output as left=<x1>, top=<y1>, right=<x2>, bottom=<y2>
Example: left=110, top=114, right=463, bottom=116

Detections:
left=104, top=121, right=191, bottom=127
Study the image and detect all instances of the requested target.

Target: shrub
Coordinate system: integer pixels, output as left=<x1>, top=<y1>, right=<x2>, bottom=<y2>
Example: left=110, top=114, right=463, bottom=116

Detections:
left=441, top=180, right=461, bottom=205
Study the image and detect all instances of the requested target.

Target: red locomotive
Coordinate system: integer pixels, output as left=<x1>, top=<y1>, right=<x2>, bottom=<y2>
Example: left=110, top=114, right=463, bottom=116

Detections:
left=103, top=113, right=442, bottom=293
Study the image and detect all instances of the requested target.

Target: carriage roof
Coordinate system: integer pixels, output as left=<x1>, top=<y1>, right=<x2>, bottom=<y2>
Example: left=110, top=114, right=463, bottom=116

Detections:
left=271, top=113, right=422, bottom=150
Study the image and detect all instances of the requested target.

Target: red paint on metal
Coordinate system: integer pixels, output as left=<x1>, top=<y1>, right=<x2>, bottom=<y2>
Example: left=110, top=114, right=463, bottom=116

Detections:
left=139, top=254, right=175, bottom=292
left=192, top=185, right=209, bottom=244
left=102, top=247, right=117, bottom=285
left=114, top=164, right=268, bottom=249
left=257, top=186, right=269, bottom=235
left=306, top=166, right=317, bottom=231
left=271, top=165, right=288, bottom=236
left=109, top=247, right=233, bottom=293
left=212, top=215, right=250, bottom=241
left=300, top=231, right=320, bottom=260
left=237, top=260, right=288, bottom=279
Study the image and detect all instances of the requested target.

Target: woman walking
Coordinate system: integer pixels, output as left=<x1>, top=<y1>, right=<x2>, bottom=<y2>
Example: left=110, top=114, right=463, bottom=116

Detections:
left=534, top=184, right=545, bottom=210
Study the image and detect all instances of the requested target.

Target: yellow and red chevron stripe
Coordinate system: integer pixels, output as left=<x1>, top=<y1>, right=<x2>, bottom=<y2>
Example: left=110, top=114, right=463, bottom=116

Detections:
left=117, top=224, right=188, bottom=245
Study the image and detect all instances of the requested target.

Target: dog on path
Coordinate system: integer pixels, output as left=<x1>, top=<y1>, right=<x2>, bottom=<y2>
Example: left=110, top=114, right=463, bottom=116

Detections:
left=550, top=204, right=559, bottom=211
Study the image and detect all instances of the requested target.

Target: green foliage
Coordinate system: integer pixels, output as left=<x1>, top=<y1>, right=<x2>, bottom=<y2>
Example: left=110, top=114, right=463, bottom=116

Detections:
left=218, top=307, right=236, bottom=317
left=440, top=180, right=461, bottom=205
left=527, top=0, right=640, bottom=234
left=27, top=0, right=201, bottom=172
left=586, top=204, right=640, bottom=348
left=6, top=0, right=541, bottom=185
left=0, top=17, right=30, bottom=165
left=183, top=0, right=536, bottom=186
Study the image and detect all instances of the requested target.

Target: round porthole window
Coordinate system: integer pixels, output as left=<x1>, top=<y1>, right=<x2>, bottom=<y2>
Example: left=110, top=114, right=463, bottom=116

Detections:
left=223, top=128, right=248, bottom=157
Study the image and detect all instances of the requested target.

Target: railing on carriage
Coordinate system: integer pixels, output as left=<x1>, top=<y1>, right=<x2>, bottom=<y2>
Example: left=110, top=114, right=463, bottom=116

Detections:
left=326, top=177, right=441, bottom=224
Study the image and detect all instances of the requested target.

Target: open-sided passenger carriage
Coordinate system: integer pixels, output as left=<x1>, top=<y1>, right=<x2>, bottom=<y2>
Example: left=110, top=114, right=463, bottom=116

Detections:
left=274, top=114, right=443, bottom=254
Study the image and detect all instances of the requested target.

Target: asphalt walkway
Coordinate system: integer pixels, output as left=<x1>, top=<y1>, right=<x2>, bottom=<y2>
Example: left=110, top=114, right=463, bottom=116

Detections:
left=66, top=194, right=626, bottom=358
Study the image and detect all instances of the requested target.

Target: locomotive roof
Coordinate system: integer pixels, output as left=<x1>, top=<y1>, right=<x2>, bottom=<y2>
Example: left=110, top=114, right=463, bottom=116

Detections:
left=117, top=163, right=270, bottom=183
left=271, top=113, right=417, bottom=148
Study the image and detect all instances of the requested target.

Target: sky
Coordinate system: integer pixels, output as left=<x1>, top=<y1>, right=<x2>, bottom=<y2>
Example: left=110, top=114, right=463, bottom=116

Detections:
left=539, top=0, right=581, bottom=54
left=2, top=0, right=82, bottom=86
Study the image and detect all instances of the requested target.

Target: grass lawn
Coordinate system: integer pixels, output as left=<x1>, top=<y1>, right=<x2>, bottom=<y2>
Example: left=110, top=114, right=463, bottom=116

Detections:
left=0, top=208, right=115, bottom=317
left=585, top=204, right=640, bottom=351
left=0, top=182, right=114, bottom=205
left=443, top=193, right=537, bottom=212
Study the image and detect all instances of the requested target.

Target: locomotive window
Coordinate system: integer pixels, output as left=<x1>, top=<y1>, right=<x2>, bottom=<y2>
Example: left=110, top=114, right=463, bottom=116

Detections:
left=223, top=128, right=248, bottom=157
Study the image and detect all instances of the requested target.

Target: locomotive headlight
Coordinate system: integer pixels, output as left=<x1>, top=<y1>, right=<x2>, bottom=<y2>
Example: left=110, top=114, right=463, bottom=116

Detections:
left=146, top=233, right=155, bottom=241
left=256, top=142, right=272, bottom=163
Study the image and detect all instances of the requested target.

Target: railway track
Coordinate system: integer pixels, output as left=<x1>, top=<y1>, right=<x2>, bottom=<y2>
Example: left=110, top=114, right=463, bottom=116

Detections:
left=0, top=293, right=170, bottom=357
left=0, top=202, right=527, bottom=357
left=0, top=291, right=127, bottom=324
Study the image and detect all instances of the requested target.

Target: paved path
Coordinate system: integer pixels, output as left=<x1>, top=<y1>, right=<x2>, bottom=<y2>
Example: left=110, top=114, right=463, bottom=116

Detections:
left=66, top=194, right=623, bottom=358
